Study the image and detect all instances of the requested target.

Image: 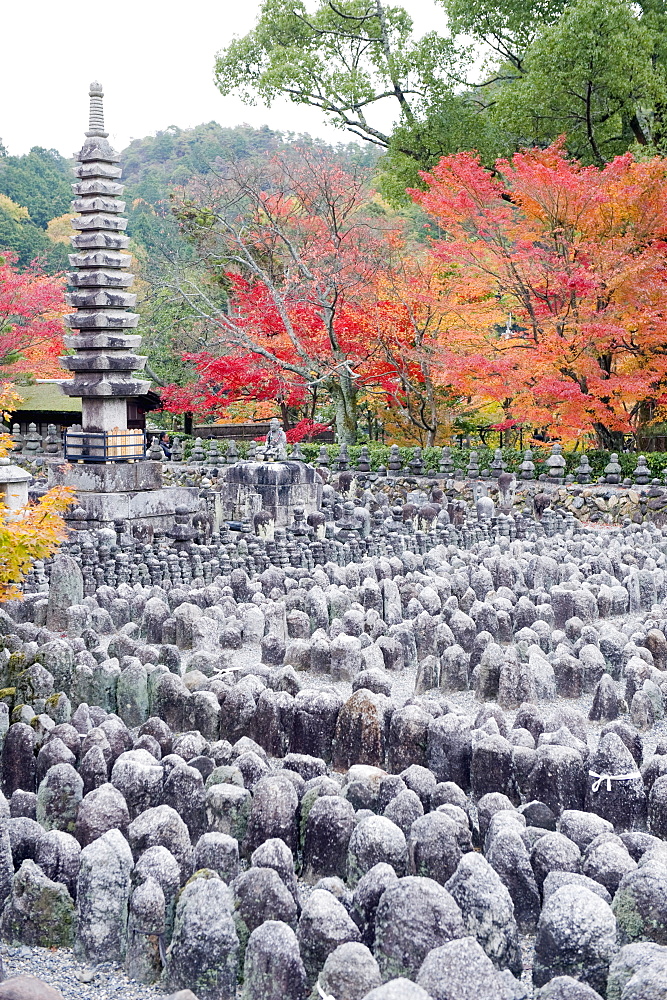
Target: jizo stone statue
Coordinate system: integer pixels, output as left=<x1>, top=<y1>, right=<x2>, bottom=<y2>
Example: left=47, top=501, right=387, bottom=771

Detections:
left=262, top=418, right=288, bottom=461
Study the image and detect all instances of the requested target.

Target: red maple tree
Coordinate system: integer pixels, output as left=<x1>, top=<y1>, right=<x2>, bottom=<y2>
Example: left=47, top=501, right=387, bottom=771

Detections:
left=0, top=254, right=66, bottom=381
left=160, top=149, right=415, bottom=443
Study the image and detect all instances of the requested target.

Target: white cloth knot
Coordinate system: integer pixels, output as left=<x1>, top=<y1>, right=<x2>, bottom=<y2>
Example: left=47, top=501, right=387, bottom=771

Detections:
left=589, top=770, right=641, bottom=793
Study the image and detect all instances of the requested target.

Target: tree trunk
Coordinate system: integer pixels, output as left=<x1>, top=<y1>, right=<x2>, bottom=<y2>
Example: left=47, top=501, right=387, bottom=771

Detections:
left=593, top=423, right=626, bottom=451
left=332, top=375, right=358, bottom=444
left=423, top=368, right=438, bottom=448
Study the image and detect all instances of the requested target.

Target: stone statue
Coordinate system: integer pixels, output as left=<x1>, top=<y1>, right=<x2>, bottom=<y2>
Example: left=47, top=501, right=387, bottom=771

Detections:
left=262, top=418, right=288, bottom=461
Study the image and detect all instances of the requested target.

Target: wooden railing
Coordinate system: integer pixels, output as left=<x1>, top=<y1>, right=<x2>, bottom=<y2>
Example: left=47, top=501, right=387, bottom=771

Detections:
left=64, top=428, right=145, bottom=462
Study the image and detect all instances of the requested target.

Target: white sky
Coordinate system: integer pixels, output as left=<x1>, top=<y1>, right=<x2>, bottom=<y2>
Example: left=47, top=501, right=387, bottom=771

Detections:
left=3, top=0, right=451, bottom=158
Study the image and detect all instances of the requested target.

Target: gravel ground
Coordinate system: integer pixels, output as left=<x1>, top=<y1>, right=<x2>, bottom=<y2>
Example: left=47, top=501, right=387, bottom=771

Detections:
left=0, top=945, right=166, bottom=999
left=0, top=937, right=539, bottom=1000
left=520, top=936, right=536, bottom=997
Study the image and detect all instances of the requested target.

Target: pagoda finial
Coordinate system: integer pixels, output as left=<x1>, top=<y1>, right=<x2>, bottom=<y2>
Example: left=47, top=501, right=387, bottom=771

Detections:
left=86, top=81, right=108, bottom=138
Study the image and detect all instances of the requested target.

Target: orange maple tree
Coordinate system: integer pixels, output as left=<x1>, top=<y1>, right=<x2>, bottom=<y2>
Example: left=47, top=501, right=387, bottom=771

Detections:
left=411, top=142, right=667, bottom=446
left=347, top=251, right=484, bottom=445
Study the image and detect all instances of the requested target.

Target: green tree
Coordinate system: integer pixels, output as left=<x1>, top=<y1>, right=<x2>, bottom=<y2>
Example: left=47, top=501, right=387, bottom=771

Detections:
left=216, top=0, right=667, bottom=192
left=214, top=0, right=467, bottom=157
left=441, top=0, right=568, bottom=73
left=488, top=0, right=666, bottom=163
left=0, top=147, right=72, bottom=229
left=127, top=215, right=218, bottom=391
left=382, top=89, right=508, bottom=202
left=0, top=205, right=68, bottom=273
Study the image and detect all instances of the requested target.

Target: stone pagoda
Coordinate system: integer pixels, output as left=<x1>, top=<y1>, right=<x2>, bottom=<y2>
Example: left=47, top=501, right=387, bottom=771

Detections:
left=48, top=83, right=199, bottom=531
left=61, top=81, right=149, bottom=443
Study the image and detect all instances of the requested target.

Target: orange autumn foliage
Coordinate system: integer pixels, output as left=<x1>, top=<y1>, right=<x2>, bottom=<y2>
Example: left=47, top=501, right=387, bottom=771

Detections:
left=0, top=434, right=74, bottom=601
left=0, top=486, right=75, bottom=602
left=349, top=251, right=494, bottom=443
left=412, top=142, right=667, bottom=445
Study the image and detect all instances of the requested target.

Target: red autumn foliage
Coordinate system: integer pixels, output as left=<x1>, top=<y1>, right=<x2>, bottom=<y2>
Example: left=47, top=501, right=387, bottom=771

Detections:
left=160, top=149, right=422, bottom=442
left=0, top=254, right=66, bottom=379
left=284, top=419, right=330, bottom=442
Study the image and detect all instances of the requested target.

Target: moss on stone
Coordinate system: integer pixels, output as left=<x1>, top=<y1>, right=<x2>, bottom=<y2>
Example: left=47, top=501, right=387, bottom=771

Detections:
left=6, top=652, right=26, bottom=685
left=0, top=688, right=15, bottom=708
left=613, top=889, right=645, bottom=942
left=10, top=703, right=29, bottom=724
left=299, top=787, right=320, bottom=849
left=0, top=861, right=75, bottom=948
left=183, top=867, right=219, bottom=890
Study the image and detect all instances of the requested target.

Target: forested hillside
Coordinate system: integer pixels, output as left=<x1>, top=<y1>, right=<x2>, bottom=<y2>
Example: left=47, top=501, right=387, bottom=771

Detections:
left=121, top=121, right=380, bottom=227
left=0, top=146, right=71, bottom=271
left=0, top=123, right=378, bottom=272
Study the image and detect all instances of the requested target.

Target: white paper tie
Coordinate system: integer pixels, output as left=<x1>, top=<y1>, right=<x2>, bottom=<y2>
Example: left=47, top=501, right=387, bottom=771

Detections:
left=317, top=983, right=335, bottom=1000
left=589, top=770, right=641, bottom=792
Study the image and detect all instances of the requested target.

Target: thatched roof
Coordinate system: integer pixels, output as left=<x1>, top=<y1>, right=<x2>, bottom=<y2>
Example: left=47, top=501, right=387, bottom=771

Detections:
left=7, top=381, right=162, bottom=415
left=11, top=381, right=81, bottom=414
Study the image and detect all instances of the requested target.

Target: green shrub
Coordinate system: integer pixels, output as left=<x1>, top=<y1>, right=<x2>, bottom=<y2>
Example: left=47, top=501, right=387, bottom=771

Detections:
left=168, top=437, right=667, bottom=481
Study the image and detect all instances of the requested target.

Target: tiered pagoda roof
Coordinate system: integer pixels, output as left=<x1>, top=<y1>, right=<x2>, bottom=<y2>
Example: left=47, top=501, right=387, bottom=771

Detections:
left=61, top=82, right=150, bottom=404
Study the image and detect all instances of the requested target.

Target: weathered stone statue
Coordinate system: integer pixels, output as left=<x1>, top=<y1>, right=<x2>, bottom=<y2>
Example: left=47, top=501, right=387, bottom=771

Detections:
left=262, top=418, right=288, bottom=461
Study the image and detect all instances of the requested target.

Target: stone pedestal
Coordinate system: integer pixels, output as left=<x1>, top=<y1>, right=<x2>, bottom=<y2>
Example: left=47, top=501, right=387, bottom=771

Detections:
left=47, top=459, right=200, bottom=531
left=218, top=461, right=322, bottom=527
left=49, top=461, right=163, bottom=494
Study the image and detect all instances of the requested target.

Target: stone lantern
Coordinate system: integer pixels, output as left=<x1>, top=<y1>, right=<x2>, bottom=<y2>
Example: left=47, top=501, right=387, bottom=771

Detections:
left=0, top=459, right=31, bottom=517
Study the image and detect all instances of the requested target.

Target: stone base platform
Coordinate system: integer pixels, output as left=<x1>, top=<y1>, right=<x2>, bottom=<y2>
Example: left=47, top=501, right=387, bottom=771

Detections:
left=47, top=459, right=201, bottom=531
left=48, top=459, right=163, bottom=494
left=218, top=461, right=322, bottom=527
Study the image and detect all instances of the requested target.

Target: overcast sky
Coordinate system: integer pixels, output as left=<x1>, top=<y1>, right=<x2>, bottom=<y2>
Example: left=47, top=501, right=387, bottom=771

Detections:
left=3, top=0, right=450, bottom=158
